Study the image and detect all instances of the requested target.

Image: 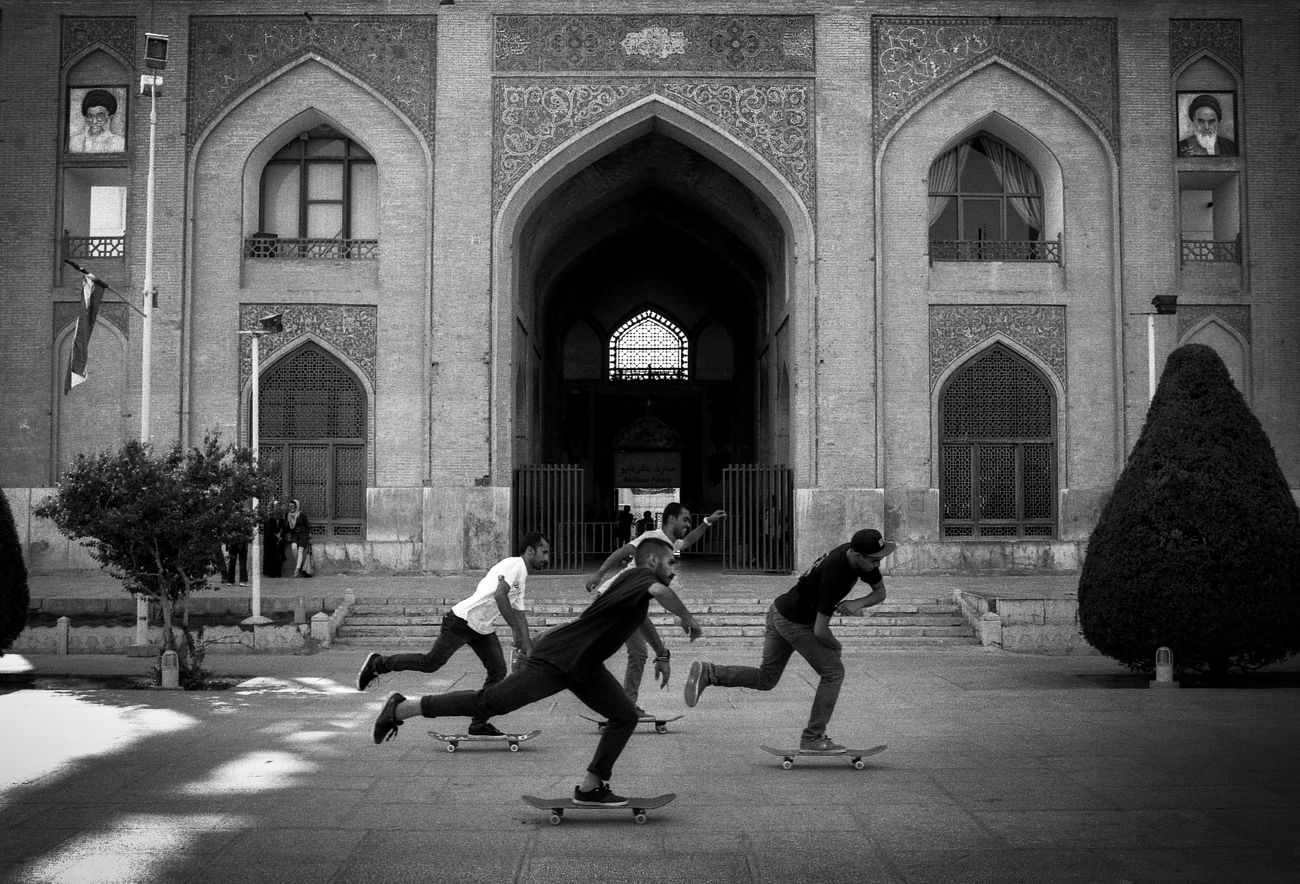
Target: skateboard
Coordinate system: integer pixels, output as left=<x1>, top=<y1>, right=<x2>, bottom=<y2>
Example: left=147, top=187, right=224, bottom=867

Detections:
left=579, top=713, right=683, bottom=735
left=760, top=743, right=887, bottom=770
left=428, top=728, right=541, bottom=753
left=522, top=793, right=676, bottom=826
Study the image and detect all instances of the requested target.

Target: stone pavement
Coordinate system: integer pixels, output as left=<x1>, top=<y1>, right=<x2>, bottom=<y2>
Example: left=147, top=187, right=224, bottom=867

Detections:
left=3, top=638, right=1299, bottom=883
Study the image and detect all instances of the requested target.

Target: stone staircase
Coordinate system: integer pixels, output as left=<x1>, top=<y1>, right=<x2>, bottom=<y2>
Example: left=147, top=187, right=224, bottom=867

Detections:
left=332, top=593, right=978, bottom=649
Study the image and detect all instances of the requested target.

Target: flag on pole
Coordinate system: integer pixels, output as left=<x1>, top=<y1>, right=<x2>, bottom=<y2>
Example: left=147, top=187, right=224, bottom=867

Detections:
left=64, top=271, right=106, bottom=394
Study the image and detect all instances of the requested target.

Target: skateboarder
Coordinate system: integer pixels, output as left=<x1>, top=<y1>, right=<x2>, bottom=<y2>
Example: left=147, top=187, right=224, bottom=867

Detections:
left=585, top=502, right=725, bottom=711
left=371, top=537, right=705, bottom=807
left=355, top=532, right=550, bottom=737
left=683, top=528, right=895, bottom=752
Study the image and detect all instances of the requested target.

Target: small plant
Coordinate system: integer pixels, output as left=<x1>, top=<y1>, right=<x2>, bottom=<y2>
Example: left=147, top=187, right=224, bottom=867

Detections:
left=1078, top=344, right=1300, bottom=676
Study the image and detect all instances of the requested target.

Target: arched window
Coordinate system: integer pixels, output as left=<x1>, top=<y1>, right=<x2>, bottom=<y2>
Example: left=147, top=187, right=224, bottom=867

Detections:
left=608, top=310, right=689, bottom=381
left=928, top=134, right=1053, bottom=262
left=252, top=125, right=378, bottom=259
left=939, top=345, right=1056, bottom=538
left=258, top=343, right=367, bottom=539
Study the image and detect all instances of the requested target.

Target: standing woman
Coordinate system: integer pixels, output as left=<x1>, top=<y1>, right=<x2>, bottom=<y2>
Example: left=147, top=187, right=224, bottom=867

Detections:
left=286, top=499, right=313, bottom=578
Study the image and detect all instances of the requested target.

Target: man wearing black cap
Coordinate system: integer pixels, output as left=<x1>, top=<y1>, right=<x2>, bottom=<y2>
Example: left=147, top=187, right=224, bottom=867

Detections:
left=684, top=528, right=895, bottom=752
left=69, top=89, right=125, bottom=153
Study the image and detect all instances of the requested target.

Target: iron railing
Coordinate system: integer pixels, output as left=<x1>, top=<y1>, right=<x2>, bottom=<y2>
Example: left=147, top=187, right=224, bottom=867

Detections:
left=244, top=236, right=379, bottom=260
left=65, top=234, right=125, bottom=259
left=930, top=238, right=1061, bottom=264
left=1181, top=238, right=1240, bottom=263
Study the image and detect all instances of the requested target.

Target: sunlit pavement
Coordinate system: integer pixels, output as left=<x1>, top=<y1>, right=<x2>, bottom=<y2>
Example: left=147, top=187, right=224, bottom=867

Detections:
left=3, top=645, right=1299, bottom=884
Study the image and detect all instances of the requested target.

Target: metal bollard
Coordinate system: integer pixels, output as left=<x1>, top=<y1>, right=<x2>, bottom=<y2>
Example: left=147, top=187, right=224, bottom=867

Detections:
left=56, top=616, right=71, bottom=655
left=160, top=650, right=180, bottom=689
left=1149, top=646, right=1178, bottom=689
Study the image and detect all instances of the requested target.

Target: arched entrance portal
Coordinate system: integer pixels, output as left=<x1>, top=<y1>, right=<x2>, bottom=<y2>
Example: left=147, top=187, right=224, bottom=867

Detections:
left=502, top=114, right=806, bottom=569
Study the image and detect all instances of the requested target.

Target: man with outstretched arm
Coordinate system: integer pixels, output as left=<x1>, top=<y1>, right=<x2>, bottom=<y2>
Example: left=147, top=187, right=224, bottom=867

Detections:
left=683, top=528, right=895, bottom=752
left=584, top=502, right=725, bottom=713
left=372, top=538, right=704, bottom=807
left=355, top=532, right=550, bottom=737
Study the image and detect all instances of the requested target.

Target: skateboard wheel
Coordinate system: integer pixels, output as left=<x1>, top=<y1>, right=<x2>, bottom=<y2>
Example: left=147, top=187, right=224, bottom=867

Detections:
left=655, top=724, right=668, bottom=734
left=509, top=742, right=520, bottom=752
left=633, top=812, right=648, bottom=824
left=548, top=813, right=562, bottom=826
left=597, top=725, right=607, bottom=735
left=853, top=758, right=865, bottom=770
left=781, top=758, right=794, bottom=770
left=445, top=742, right=458, bottom=753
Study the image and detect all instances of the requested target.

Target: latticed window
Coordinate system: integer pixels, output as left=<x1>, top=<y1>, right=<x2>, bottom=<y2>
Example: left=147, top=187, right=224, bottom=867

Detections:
left=258, top=343, right=367, bottom=539
left=929, top=134, right=1056, bottom=262
left=939, top=345, right=1055, bottom=539
left=608, top=310, right=689, bottom=381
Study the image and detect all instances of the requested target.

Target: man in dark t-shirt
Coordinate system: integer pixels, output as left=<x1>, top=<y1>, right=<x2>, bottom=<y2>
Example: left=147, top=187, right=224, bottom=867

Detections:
left=371, top=538, right=704, bottom=807
left=683, top=528, right=895, bottom=752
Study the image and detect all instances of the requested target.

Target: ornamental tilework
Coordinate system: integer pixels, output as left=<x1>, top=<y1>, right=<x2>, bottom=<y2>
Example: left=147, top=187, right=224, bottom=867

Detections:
left=494, top=80, right=814, bottom=212
left=1178, top=304, right=1250, bottom=342
left=54, top=302, right=129, bottom=341
left=238, top=304, right=377, bottom=391
left=873, top=17, right=1118, bottom=153
left=1170, top=19, right=1242, bottom=74
left=187, top=16, right=436, bottom=148
left=493, top=15, right=814, bottom=73
left=929, top=305, right=1066, bottom=391
left=62, top=17, right=136, bottom=66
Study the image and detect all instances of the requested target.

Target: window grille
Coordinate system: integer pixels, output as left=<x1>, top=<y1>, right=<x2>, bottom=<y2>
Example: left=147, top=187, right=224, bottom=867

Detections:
left=259, top=343, right=367, bottom=539
left=608, top=310, right=689, bottom=381
left=939, top=345, right=1056, bottom=539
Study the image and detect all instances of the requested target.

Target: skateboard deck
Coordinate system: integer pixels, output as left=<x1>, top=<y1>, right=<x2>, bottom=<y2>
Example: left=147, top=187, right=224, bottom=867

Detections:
left=429, top=729, right=541, bottom=752
left=760, top=743, right=887, bottom=770
left=522, top=793, right=676, bottom=826
left=579, top=713, right=683, bottom=734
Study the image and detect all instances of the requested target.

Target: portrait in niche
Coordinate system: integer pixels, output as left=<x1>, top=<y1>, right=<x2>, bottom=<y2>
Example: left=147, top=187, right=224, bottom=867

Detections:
left=1177, top=91, right=1237, bottom=157
left=68, top=86, right=127, bottom=153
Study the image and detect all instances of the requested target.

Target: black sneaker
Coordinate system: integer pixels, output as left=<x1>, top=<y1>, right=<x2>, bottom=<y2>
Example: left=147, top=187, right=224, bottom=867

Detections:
left=684, top=661, right=710, bottom=708
left=373, top=692, right=407, bottom=744
left=468, top=721, right=504, bottom=737
left=356, top=653, right=383, bottom=691
left=573, top=781, right=628, bottom=807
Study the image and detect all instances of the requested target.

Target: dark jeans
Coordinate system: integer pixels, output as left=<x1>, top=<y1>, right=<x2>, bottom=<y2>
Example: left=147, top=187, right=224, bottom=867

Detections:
left=382, top=612, right=507, bottom=728
left=708, top=604, right=845, bottom=743
left=420, top=657, right=639, bottom=782
left=622, top=628, right=649, bottom=705
left=222, top=543, right=248, bottom=584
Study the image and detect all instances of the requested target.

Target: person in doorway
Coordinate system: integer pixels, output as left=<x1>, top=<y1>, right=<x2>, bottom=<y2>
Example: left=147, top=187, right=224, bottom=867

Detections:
left=356, top=532, right=550, bottom=737
left=285, top=499, right=312, bottom=577
left=684, top=528, right=895, bottom=752
left=615, top=505, right=634, bottom=547
left=371, top=538, right=704, bottom=807
left=636, top=510, right=656, bottom=536
left=585, top=502, right=726, bottom=714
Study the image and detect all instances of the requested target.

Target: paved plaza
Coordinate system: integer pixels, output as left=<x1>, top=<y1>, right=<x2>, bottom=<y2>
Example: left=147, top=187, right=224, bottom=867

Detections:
left=3, top=631, right=1300, bottom=883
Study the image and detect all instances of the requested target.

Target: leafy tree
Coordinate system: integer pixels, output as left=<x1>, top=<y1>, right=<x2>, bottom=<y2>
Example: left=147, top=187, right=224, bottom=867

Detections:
left=34, top=434, right=277, bottom=679
left=1078, top=344, right=1300, bottom=675
left=0, top=488, right=30, bottom=655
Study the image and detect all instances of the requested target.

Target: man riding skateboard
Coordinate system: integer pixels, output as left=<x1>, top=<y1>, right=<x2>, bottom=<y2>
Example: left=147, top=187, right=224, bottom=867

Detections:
left=372, top=537, right=705, bottom=807
left=355, top=532, right=549, bottom=737
left=683, top=528, right=895, bottom=752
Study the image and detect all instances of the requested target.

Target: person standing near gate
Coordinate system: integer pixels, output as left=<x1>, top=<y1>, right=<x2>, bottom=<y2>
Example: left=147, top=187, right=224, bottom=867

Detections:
left=683, top=528, right=895, bottom=752
left=355, top=532, right=550, bottom=737
left=615, top=505, right=634, bottom=546
left=585, top=502, right=725, bottom=713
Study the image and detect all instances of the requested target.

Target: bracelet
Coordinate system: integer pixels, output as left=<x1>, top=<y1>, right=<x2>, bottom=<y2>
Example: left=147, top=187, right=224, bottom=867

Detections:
left=655, top=650, right=670, bottom=661
left=703, top=517, right=712, bottom=527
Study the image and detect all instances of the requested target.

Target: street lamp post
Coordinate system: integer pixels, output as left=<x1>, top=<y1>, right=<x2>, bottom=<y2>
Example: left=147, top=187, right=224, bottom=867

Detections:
left=240, top=313, right=283, bottom=627
left=1148, top=295, right=1179, bottom=401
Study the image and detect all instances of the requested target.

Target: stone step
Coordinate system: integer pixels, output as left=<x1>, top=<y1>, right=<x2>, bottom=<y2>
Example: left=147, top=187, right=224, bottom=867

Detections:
left=329, top=633, right=976, bottom=648
left=334, top=622, right=975, bottom=640
left=341, top=613, right=969, bottom=628
left=347, top=601, right=960, bottom=616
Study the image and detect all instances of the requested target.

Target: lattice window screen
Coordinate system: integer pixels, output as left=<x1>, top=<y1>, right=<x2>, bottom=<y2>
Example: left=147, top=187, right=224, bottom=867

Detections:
left=608, top=310, right=689, bottom=381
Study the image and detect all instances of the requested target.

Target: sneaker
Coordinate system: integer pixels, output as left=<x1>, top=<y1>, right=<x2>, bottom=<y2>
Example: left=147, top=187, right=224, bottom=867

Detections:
left=572, top=781, right=628, bottom=807
left=684, top=661, right=709, bottom=707
left=356, top=652, right=383, bottom=692
left=633, top=706, right=648, bottom=718
left=799, top=735, right=846, bottom=753
left=468, top=721, right=504, bottom=737
left=373, top=692, right=407, bottom=744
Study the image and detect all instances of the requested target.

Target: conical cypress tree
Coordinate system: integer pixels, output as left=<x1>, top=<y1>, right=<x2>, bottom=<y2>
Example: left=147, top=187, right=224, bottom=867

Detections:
left=1078, top=343, right=1300, bottom=674
left=0, top=488, right=30, bottom=655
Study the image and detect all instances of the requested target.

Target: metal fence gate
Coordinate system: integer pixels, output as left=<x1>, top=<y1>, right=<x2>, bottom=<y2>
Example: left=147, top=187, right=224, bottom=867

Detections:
left=722, top=465, right=793, bottom=573
left=513, top=464, right=585, bottom=573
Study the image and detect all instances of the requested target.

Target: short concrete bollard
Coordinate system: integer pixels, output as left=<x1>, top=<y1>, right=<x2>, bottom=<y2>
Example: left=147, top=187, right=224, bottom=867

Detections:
left=1149, top=646, right=1179, bottom=689
left=979, top=612, right=1002, bottom=648
left=311, top=612, right=330, bottom=646
left=294, top=595, right=307, bottom=625
left=160, top=650, right=180, bottom=689
left=56, top=616, right=71, bottom=655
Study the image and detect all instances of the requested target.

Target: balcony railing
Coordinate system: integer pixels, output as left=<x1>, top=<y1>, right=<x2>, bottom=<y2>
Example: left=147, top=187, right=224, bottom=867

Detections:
left=1181, top=237, right=1240, bottom=263
left=609, top=366, right=689, bottom=382
left=244, top=235, right=379, bottom=260
left=65, top=234, right=125, bottom=259
left=930, top=238, right=1061, bottom=264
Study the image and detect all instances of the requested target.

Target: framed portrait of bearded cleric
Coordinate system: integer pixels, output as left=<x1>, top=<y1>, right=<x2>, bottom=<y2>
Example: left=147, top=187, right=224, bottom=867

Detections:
left=68, top=86, right=128, bottom=154
left=1176, top=91, right=1238, bottom=158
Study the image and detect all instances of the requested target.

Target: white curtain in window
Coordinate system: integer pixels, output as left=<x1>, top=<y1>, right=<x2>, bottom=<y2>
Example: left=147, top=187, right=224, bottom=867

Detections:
left=928, top=144, right=970, bottom=226
left=350, top=163, right=378, bottom=239
left=977, top=137, right=1043, bottom=232
left=262, top=165, right=299, bottom=236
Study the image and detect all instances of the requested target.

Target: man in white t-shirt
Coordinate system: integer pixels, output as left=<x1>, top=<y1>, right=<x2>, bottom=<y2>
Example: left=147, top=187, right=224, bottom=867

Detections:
left=585, top=503, right=725, bottom=713
left=356, top=532, right=550, bottom=736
